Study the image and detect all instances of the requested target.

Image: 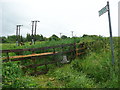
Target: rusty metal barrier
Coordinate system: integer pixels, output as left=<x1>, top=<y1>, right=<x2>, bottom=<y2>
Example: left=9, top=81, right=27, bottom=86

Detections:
left=1, top=43, right=86, bottom=75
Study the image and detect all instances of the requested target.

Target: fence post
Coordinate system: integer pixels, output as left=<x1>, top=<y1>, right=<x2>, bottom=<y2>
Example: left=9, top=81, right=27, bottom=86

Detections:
left=53, top=48, right=55, bottom=54
left=74, top=43, right=76, bottom=59
left=61, top=44, right=63, bottom=53
left=76, top=43, right=78, bottom=57
left=61, top=43, right=64, bottom=58
left=81, top=42, right=85, bottom=57
left=6, top=52, right=10, bottom=62
left=33, top=57, right=37, bottom=73
left=45, top=63, right=48, bottom=71
left=31, top=49, right=37, bottom=75
left=53, top=48, right=57, bottom=66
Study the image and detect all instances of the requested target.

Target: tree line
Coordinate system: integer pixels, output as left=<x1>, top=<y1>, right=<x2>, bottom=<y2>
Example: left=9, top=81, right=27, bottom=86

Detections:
left=0, top=34, right=101, bottom=43
left=0, top=34, right=68, bottom=43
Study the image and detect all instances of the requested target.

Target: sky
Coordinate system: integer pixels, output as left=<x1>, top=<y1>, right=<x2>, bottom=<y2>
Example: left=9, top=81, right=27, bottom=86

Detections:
left=0, top=0, right=119, bottom=38
left=118, top=1, right=120, bottom=36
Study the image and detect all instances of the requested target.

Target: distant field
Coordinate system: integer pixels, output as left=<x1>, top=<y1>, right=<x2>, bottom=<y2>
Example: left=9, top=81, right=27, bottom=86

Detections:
left=1, top=36, right=109, bottom=50
left=1, top=41, right=44, bottom=50
left=1, top=38, right=79, bottom=50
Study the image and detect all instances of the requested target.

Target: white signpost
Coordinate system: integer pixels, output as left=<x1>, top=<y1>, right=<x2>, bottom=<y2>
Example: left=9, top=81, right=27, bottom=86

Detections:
left=99, top=1, right=115, bottom=65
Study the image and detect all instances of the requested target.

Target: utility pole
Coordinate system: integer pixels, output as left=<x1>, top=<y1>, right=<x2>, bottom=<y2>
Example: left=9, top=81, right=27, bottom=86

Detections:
left=71, top=31, right=74, bottom=37
left=31, top=20, right=40, bottom=44
left=59, top=33, right=62, bottom=38
left=18, top=25, right=23, bottom=45
left=31, top=21, right=34, bottom=44
left=16, top=25, right=23, bottom=46
left=34, top=20, right=40, bottom=44
left=16, top=25, right=18, bottom=46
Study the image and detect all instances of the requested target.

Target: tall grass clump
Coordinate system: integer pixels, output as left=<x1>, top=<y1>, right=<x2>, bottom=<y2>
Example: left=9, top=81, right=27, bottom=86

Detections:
left=2, top=61, right=39, bottom=88
left=70, top=37, right=119, bottom=88
left=47, top=37, right=119, bottom=88
left=47, top=64, right=96, bottom=88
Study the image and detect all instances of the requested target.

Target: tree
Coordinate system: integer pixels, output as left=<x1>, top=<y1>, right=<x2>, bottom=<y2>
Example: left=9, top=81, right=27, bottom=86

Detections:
left=39, top=34, right=44, bottom=41
left=26, top=33, right=31, bottom=42
left=61, top=35, right=67, bottom=39
left=20, top=35, right=24, bottom=42
left=0, top=36, right=7, bottom=43
left=43, top=37, right=48, bottom=41
left=49, top=34, right=59, bottom=41
left=82, top=34, right=89, bottom=37
left=7, top=35, right=17, bottom=43
left=35, top=34, right=45, bottom=41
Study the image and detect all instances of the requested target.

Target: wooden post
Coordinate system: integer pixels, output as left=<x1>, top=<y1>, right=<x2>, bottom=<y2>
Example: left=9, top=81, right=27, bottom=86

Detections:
left=61, top=44, right=64, bottom=56
left=74, top=43, right=76, bottom=59
left=16, top=25, right=18, bottom=46
left=31, top=21, right=34, bottom=45
left=53, top=48, right=57, bottom=66
left=6, top=52, right=9, bottom=61
left=45, top=63, right=48, bottom=71
left=31, top=50, right=36, bottom=73
left=76, top=43, right=78, bottom=57
left=53, top=48, right=55, bottom=54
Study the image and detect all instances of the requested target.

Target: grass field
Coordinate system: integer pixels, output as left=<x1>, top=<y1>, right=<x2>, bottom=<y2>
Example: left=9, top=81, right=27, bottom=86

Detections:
left=1, top=38, right=78, bottom=50
left=1, top=36, right=119, bottom=88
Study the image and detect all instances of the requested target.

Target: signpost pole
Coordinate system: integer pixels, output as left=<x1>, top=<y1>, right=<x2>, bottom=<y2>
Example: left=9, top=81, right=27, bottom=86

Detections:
left=99, top=1, right=115, bottom=65
left=107, top=1, right=115, bottom=65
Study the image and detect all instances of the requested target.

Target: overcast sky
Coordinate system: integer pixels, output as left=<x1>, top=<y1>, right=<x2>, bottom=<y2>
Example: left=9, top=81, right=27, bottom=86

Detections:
left=0, top=0, right=119, bottom=37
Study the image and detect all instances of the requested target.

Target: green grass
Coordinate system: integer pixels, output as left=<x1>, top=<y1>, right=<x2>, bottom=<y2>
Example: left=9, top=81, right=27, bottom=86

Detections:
left=47, top=64, right=97, bottom=88
left=1, top=38, right=79, bottom=50
left=2, top=36, right=119, bottom=88
left=1, top=38, right=78, bottom=57
left=46, top=37, right=119, bottom=88
left=46, top=42, right=119, bottom=88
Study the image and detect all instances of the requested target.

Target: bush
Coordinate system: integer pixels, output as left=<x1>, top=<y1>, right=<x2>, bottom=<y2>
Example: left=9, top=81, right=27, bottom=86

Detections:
left=66, top=73, right=95, bottom=88
left=2, top=62, right=39, bottom=88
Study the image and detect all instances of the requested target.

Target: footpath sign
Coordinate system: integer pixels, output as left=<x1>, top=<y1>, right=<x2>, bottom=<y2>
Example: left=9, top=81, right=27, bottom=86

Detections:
left=99, top=5, right=108, bottom=16
left=99, top=1, right=115, bottom=65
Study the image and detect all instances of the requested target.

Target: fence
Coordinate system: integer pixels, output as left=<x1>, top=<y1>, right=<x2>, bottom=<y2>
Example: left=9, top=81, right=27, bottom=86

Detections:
left=1, top=42, right=86, bottom=75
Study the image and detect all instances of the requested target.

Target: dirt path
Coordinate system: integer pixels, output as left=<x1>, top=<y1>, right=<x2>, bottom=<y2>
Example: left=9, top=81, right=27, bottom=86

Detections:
left=32, top=75, right=64, bottom=88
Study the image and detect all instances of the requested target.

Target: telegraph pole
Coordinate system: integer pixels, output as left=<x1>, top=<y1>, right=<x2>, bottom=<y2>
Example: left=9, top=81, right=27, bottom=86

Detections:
left=16, top=25, right=23, bottom=46
left=59, top=33, right=62, bottom=38
left=31, top=20, right=40, bottom=44
left=18, top=25, right=23, bottom=45
left=31, top=21, right=34, bottom=44
left=34, top=20, right=40, bottom=44
left=16, top=25, right=18, bottom=46
left=71, top=31, right=74, bottom=37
